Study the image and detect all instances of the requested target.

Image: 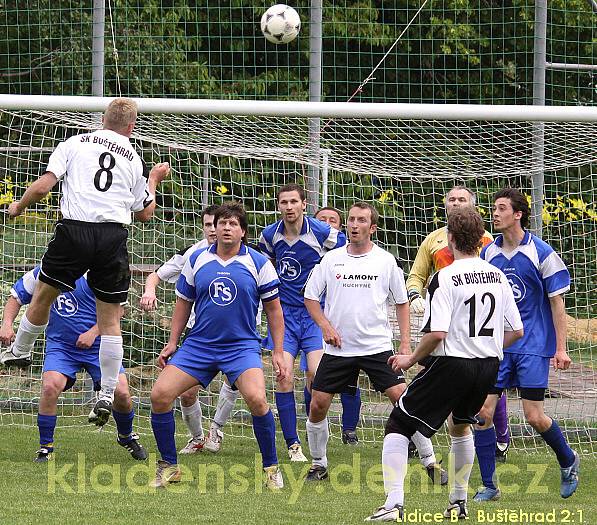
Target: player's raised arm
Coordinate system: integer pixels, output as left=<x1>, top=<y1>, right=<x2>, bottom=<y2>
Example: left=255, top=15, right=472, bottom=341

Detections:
left=7, top=172, right=58, bottom=218
left=133, top=161, right=170, bottom=222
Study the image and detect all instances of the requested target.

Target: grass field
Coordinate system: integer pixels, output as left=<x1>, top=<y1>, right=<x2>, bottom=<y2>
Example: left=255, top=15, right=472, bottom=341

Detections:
left=0, top=423, right=595, bottom=525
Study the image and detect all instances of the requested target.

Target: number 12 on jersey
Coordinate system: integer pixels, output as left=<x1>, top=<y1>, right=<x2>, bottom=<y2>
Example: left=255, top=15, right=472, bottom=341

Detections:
left=464, top=292, right=495, bottom=337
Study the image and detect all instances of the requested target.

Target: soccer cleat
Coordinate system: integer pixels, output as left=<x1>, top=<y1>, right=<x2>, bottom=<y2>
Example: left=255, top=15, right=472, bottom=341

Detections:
left=179, top=435, right=206, bottom=454
left=495, top=441, right=509, bottom=463
left=263, top=465, right=284, bottom=490
left=0, top=344, right=32, bottom=368
left=443, top=500, right=468, bottom=520
left=342, top=429, right=359, bottom=445
left=118, top=433, right=148, bottom=460
left=560, top=451, right=580, bottom=498
left=407, top=439, right=419, bottom=459
left=149, top=460, right=182, bottom=488
left=364, top=505, right=404, bottom=522
left=473, top=486, right=501, bottom=502
left=288, top=442, right=308, bottom=462
left=203, top=428, right=223, bottom=453
left=33, top=447, right=53, bottom=463
left=305, top=464, right=329, bottom=481
left=426, top=462, right=448, bottom=486
left=88, top=398, right=112, bottom=427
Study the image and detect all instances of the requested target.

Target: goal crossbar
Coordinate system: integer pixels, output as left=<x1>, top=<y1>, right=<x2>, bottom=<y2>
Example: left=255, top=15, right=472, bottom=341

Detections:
left=1, top=94, right=597, bottom=122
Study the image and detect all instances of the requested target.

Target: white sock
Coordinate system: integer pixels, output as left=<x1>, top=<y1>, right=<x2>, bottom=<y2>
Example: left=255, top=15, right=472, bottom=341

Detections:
left=382, top=433, right=410, bottom=509
left=181, top=399, right=204, bottom=439
left=13, top=314, right=47, bottom=355
left=99, top=335, right=123, bottom=401
left=411, top=431, right=437, bottom=468
left=213, top=382, right=239, bottom=427
left=449, top=433, right=475, bottom=503
left=306, top=418, right=329, bottom=468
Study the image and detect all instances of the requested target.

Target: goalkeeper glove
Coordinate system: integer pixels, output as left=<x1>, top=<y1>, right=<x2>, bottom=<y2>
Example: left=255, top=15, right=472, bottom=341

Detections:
left=408, top=291, right=425, bottom=315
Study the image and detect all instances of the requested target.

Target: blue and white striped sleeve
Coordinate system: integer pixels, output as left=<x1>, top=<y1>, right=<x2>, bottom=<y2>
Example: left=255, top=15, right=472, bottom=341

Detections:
left=257, top=260, right=280, bottom=302
left=322, top=226, right=347, bottom=251
left=175, top=255, right=198, bottom=303
left=258, top=231, right=275, bottom=259
left=11, top=268, right=39, bottom=305
left=539, top=249, right=571, bottom=297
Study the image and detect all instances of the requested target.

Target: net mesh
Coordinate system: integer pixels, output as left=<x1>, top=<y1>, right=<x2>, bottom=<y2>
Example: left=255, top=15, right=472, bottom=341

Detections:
left=0, top=106, right=595, bottom=454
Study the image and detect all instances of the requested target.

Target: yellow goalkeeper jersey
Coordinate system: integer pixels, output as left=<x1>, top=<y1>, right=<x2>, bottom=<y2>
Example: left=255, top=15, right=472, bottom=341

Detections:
left=406, top=226, right=493, bottom=295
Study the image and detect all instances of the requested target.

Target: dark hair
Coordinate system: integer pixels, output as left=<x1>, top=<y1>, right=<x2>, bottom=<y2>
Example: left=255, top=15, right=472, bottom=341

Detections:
left=447, top=207, right=485, bottom=255
left=213, top=202, right=248, bottom=234
left=493, top=187, right=530, bottom=228
left=277, top=183, right=306, bottom=202
left=447, top=185, right=476, bottom=205
left=315, top=206, right=343, bottom=227
left=201, top=205, right=220, bottom=221
left=349, top=202, right=379, bottom=226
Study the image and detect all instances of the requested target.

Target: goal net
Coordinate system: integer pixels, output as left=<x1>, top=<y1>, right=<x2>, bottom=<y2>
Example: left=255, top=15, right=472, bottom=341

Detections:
left=0, top=97, right=595, bottom=455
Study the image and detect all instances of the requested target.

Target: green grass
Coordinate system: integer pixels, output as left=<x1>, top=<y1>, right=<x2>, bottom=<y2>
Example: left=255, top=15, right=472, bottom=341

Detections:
left=0, top=424, right=595, bottom=525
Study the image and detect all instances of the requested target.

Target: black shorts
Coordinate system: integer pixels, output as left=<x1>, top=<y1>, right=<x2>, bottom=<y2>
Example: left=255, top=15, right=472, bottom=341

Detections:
left=311, top=351, right=405, bottom=395
left=40, top=219, right=130, bottom=303
left=385, top=356, right=500, bottom=438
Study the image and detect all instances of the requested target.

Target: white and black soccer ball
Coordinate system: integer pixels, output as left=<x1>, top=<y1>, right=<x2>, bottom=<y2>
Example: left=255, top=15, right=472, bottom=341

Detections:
left=260, top=4, right=301, bottom=45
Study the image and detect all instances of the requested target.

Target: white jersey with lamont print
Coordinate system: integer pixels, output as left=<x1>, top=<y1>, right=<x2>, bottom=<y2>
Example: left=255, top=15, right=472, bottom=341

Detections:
left=46, top=129, right=152, bottom=224
left=304, top=244, right=408, bottom=357
left=422, top=257, right=523, bottom=360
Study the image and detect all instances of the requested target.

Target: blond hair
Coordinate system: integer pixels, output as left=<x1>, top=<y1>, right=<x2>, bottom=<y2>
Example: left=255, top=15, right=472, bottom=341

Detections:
left=103, top=98, right=137, bottom=132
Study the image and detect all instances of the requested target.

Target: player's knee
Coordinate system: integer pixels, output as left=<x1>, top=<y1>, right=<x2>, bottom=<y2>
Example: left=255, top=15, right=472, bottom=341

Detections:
left=277, top=374, right=294, bottom=392
left=150, top=385, right=175, bottom=412
left=524, top=409, right=549, bottom=431
left=179, top=389, right=197, bottom=406
left=41, top=380, right=63, bottom=401
left=243, top=392, right=269, bottom=416
left=113, top=383, right=132, bottom=411
left=386, top=383, right=406, bottom=404
left=309, top=395, right=329, bottom=420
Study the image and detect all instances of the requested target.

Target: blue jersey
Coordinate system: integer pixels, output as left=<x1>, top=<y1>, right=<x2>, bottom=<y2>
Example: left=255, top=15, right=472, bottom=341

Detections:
left=11, top=267, right=99, bottom=350
left=258, top=216, right=346, bottom=307
left=481, top=231, right=570, bottom=357
left=176, top=243, right=279, bottom=351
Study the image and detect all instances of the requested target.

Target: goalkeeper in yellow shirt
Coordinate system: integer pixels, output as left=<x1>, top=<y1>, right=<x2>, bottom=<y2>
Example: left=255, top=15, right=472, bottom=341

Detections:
left=406, top=186, right=510, bottom=462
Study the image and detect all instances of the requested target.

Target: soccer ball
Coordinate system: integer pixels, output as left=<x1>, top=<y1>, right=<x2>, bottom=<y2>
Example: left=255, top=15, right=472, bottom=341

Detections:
left=260, top=4, right=301, bottom=45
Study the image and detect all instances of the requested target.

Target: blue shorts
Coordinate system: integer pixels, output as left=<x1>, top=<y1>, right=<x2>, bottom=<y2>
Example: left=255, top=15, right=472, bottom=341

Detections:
left=264, top=304, right=323, bottom=359
left=495, top=353, right=550, bottom=390
left=43, top=343, right=125, bottom=392
left=168, top=343, right=263, bottom=388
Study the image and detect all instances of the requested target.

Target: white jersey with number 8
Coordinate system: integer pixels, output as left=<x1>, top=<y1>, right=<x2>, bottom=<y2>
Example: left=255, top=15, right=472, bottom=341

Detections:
left=46, top=129, right=151, bottom=224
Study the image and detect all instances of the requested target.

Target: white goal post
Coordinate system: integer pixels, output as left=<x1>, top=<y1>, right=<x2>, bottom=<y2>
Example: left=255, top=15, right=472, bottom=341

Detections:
left=0, top=95, right=595, bottom=454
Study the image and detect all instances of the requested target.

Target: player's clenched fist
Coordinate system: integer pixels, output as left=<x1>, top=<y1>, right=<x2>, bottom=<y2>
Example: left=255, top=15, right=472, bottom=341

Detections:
left=149, top=162, right=170, bottom=183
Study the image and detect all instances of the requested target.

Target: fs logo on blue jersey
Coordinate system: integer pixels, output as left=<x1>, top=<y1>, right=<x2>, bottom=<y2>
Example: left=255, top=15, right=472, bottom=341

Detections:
left=52, top=292, right=79, bottom=317
left=209, top=277, right=237, bottom=306
left=505, top=273, right=527, bottom=302
left=278, top=257, right=302, bottom=281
